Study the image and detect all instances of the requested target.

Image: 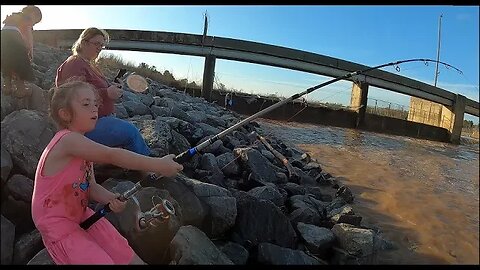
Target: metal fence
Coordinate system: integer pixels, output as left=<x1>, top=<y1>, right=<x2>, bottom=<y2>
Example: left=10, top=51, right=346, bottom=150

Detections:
left=462, top=127, right=480, bottom=139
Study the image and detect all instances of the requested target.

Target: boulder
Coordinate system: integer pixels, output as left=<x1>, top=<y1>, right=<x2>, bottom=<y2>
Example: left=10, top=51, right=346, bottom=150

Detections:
left=230, top=190, right=297, bottom=249
left=1, top=110, right=56, bottom=179
left=1, top=215, right=15, bottom=265
left=169, top=225, right=234, bottom=265
left=257, top=242, right=321, bottom=265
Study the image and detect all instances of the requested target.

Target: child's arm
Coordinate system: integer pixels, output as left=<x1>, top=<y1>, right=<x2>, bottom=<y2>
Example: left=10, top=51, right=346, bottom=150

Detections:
left=89, top=182, right=118, bottom=204
left=86, top=163, right=116, bottom=204
left=86, top=163, right=126, bottom=212
left=59, top=132, right=182, bottom=177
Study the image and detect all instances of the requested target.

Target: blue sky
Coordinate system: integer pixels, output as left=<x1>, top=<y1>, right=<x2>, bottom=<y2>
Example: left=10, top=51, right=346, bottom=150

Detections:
left=1, top=5, right=479, bottom=122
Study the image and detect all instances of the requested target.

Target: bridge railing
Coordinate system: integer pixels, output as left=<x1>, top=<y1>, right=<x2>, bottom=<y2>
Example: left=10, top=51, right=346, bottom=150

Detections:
left=32, top=29, right=479, bottom=117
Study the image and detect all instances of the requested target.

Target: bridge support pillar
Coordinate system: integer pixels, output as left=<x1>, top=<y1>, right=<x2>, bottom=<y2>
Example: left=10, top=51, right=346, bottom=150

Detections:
left=350, top=81, right=369, bottom=128
left=202, top=55, right=216, bottom=102
left=448, top=94, right=466, bottom=144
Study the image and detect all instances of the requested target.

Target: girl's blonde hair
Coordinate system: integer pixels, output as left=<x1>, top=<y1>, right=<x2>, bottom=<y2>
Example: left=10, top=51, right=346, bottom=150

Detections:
left=71, top=27, right=110, bottom=57
left=49, top=80, right=98, bottom=129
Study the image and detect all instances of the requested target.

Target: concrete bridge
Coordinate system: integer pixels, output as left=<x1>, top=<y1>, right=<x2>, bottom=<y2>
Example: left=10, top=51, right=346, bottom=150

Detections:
left=33, top=29, right=479, bottom=144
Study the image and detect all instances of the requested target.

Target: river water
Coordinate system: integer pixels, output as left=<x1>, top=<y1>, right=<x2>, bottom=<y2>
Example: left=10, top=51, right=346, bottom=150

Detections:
left=256, top=118, right=479, bottom=265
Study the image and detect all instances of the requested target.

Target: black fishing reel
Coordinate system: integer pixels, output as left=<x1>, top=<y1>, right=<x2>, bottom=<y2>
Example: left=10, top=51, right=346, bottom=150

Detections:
left=138, top=195, right=175, bottom=230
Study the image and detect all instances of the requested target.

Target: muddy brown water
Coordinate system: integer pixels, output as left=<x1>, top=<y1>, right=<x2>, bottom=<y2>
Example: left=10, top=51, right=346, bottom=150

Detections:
left=256, top=118, right=479, bottom=265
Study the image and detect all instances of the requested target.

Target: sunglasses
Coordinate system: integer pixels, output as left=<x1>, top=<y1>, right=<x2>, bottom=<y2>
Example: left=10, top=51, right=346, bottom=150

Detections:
left=86, top=40, right=106, bottom=49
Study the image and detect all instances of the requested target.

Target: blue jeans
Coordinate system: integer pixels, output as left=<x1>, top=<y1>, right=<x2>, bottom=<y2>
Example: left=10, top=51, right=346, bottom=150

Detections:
left=85, top=116, right=151, bottom=156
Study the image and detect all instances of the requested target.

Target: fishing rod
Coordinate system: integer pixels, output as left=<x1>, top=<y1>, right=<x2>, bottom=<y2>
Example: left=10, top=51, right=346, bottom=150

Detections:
left=79, top=58, right=462, bottom=230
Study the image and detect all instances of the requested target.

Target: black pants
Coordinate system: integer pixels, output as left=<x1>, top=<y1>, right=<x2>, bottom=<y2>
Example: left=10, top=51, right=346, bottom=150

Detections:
left=1, top=29, right=34, bottom=82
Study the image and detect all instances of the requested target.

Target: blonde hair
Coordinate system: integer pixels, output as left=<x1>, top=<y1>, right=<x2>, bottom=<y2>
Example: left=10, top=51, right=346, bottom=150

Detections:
left=49, top=80, right=98, bottom=129
left=71, top=27, right=110, bottom=57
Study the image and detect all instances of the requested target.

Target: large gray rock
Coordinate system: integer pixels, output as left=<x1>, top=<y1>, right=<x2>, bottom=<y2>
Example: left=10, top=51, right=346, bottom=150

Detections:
left=1, top=94, right=16, bottom=121
left=292, top=167, right=316, bottom=186
left=232, top=130, right=249, bottom=144
left=336, top=185, right=354, bottom=203
left=197, top=136, right=223, bottom=154
left=216, top=152, right=241, bottom=176
left=185, top=110, right=207, bottom=123
left=233, top=147, right=278, bottom=185
left=177, top=101, right=195, bottom=113
left=216, top=241, right=249, bottom=265
left=296, top=222, right=335, bottom=255
left=1, top=195, right=35, bottom=234
left=303, top=162, right=323, bottom=178
left=123, top=100, right=150, bottom=117
left=325, top=197, right=348, bottom=213
left=200, top=153, right=225, bottom=187
left=1, top=110, right=56, bottom=179
left=153, top=101, right=193, bottom=123
left=327, top=205, right=355, bottom=219
left=197, top=122, right=222, bottom=137
left=331, top=223, right=375, bottom=263
left=223, top=135, right=242, bottom=150
left=1, top=147, right=13, bottom=185
left=6, top=174, right=33, bottom=203
left=1, top=215, right=15, bottom=265
left=27, top=248, right=54, bottom=265
left=176, top=176, right=237, bottom=238
left=260, top=150, right=275, bottom=162
left=159, top=87, right=197, bottom=103
left=31, top=44, right=69, bottom=89
left=247, top=185, right=285, bottom=207
left=151, top=105, right=171, bottom=118
left=158, top=88, right=195, bottom=103
left=328, top=205, right=362, bottom=227
left=169, top=130, right=199, bottom=171
left=201, top=195, right=237, bottom=238
left=25, top=82, right=48, bottom=113
left=13, top=229, right=44, bottom=265
left=134, top=118, right=172, bottom=156
left=153, top=96, right=176, bottom=108
left=157, top=116, right=204, bottom=145
left=169, top=225, right=234, bottom=265
left=121, top=88, right=143, bottom=104
left=305, top=186, right=332, bottom=202
left=281, top=182, right=306, bottom=197
left=257, top=242, right=321, bottom=265
left=114, top=104, right=129, bottom=119
left=287, top=194, right=327, bottom=227
left=231, top=190, right=297, bottom=249
left=138, top=93, right=155, bottom=107
left=129, top=114, right=153, bottom=121
left=204, top=115, right=227, bottom=129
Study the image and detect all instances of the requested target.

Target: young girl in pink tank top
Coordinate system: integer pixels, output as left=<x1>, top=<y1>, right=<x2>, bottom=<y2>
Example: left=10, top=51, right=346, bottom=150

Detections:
left=32, top=81, right=183, bottom=264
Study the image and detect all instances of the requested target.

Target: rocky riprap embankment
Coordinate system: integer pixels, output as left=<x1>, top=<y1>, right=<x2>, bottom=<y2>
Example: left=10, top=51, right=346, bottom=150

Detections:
left=1, top=43, right=395, bottom=265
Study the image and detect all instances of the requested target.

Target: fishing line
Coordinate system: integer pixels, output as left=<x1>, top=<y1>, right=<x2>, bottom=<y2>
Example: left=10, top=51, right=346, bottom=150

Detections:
left=80, top=58, right=465, bottom=230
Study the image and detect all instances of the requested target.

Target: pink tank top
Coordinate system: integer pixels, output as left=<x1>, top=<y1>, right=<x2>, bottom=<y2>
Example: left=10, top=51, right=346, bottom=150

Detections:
left=32, top=129, right=93, bottom=243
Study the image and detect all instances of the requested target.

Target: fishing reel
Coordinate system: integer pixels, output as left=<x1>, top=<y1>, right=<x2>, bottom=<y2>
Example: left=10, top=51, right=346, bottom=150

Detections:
left=138, top=195, right=175, bottom=230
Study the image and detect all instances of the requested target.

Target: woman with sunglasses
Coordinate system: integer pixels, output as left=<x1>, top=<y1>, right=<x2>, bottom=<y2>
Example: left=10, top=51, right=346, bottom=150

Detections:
left=55, top=27, right=152, bottom=163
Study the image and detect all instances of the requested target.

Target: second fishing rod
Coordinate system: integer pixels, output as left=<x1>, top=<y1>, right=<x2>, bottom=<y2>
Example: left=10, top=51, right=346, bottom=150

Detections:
left=80, top=58, right=462, bottom=230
